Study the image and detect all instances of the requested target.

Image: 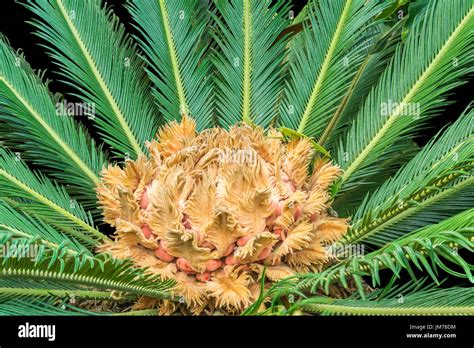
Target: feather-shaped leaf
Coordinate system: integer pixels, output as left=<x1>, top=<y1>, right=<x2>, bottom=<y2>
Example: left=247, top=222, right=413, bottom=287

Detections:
left=212, top=0, right=291, bottom=127
left=335, top=0, right=473, bottom=193
left=279, top=0, right=386, bottom=138
left=0, top=147, right=107, bottom=246
left=23, top=0, right=161, bottom=158
left=127, top=0, right=214, bottom=130
left=333, top=138, right=419, bottom=216
left=0, top=199, right=92, bottom=255
left=266, top=193, right=473, bottom=302
left=0, top=35, right=107, bottom=210
left=316, top=210, right=473, bottom=295
left=344, top=106, right=474, bottom=247
left=0, top=235, right=174, bottom=301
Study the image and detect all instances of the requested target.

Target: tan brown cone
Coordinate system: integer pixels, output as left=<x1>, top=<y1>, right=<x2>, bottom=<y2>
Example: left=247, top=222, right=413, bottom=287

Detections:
left=97, top=116, right=348, bottom=314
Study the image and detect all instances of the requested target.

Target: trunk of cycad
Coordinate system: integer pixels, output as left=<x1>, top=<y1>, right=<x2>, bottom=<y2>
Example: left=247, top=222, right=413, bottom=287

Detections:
left=97, top=116, right=348, bottom=314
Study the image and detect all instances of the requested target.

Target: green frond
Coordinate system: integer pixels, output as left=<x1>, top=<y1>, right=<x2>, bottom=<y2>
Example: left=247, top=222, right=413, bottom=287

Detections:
left=343, top=106, right=474, bottom=246
left=267, top=209, right=473, bottom=301
left=0, top=236, right=175, bottom=300
left=0, top=276, right=118, bottom=315
left=333, top=139, right=419, bottom=216
left=320, top=19, right=403, bottom=148
left=0, top=35, right=107, bottom=210
left=335, top=0, right=473, bottom=193
left=23, top=0, right=161, bottom=158
left=0, top=147, right=108, bottom=246
left=312, top=210, right=472, bottom=296
left=0, top=236, right=136, bottom=315
left=299, top=286, right=474, bottom=316
left=127, top=0, right=214, bottom=130
left=323, top=1, right=431, bottom=150
left=0, top=298, right=98, bottom=316
left=0, top=199, right=92, bottom=254
left=212, top=0, right=291, bottom=127
left=0, top=279, right=126, bottom=302
left=279, top=0, right=387, bottom=138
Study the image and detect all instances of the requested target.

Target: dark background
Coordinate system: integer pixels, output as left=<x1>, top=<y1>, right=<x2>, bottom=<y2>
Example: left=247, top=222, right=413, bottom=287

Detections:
left=0, top=0, right=472, bottom=148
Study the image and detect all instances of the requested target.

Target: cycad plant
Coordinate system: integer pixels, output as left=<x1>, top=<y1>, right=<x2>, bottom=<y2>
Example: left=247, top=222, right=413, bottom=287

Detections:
left=0, top=0, right=472, bottom=316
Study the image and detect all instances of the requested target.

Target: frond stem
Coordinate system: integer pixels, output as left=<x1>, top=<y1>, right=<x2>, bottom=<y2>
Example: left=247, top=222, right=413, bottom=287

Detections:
left=0, top=265, right=174, bottom=300
left=158, top=0, right=188, bottom=116
left=0, top=77, right=99, bottom=184
left=297, top=0, right=352, bottom=134
left=0, top=169, right=107, bottom=244
left=242, top=0, right=252, bottom=124
left=339, top=6, right=474, bottom=186
left=55, top=0, right=144, bottom=157
left=0, top=287, right=117, bottom=300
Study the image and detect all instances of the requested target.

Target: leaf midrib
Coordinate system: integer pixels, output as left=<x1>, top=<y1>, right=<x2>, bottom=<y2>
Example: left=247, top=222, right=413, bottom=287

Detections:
left=158, top=0, right=188, bottom=116
left=359, top=136, right=472, bottom=219
left=306, top=303, right=474, bottom=315
left=297, top=0, right=353, bottom=134
left=56, top=0, right=143, bottom=157
left=0, top=168, right=104, bottom=243
left=0, top=266, right=173, bottom=299
left=346, top=174, right=474, bottom=245
left=242, top=0, right=252, bottom=124
left=0, top=287, right=114, bottom=299
left=0, top=77, right=99, bottom=185
left=340, top=6, right=474, bottom=186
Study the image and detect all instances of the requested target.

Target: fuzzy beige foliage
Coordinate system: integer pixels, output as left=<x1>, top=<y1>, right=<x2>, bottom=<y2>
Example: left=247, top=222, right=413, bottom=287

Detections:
left=97, top=116, right=348, bottom=314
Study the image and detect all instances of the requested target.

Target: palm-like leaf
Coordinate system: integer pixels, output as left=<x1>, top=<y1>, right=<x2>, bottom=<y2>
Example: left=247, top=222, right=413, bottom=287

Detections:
left=0, top=199, right=91, bottom=254
left=23, top=0, right=160, bottom=158
left=0, top=36, right=107, bottom=209
left=297, top=284, right=474, bottom=315
left=272, top=209, right=473, bottom=300
left=335, top=0, right=473, bottom=195
left=333, top=139, right=420, bottom=216
left=344, top=105, right=473, bottom=247
left=0, top=205, right=170, bottom=315
left=127, top=0, right=214, bottom=130
left=279, top=0, right=386, bottom=139
left=0, top=147, right=107, bottom=246
left=212, top=0, right=291, bottom=127
left=0, top=235, right=174, bottom=302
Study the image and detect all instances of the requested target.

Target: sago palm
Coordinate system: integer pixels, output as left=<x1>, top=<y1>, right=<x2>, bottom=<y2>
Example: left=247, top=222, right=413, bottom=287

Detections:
left=0, top=0, right=472, bottom=316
